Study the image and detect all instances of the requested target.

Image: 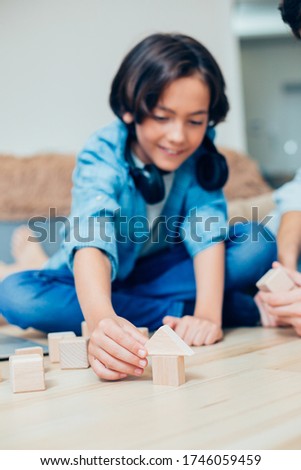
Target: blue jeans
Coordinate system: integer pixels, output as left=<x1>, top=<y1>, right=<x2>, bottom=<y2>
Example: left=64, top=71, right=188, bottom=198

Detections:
left=0, top=222, right=277, bottom=335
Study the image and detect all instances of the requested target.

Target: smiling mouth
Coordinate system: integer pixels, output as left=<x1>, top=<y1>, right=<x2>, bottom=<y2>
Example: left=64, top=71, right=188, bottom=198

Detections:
left=158, top=145, right=185, bottom=156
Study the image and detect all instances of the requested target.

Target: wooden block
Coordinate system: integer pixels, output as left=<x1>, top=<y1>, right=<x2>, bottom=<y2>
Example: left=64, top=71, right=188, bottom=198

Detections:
left=81, top=321, right=90, bottom=338
left=15, top=346, right=44, bottom=357
left=152, top=355, right=185, bottom=386
left=59, top=337, right=89, bottom=369
left=145, top=325, right=194, bottom=356
left=137, top=327, right=149, bottom=338
left=48, top=331, right=76, bottom=363
left=256, top=267, right=295, bottom=293
left=9, top=354, right=45, bottom=393
left=256, top=268, right=295, bottom=328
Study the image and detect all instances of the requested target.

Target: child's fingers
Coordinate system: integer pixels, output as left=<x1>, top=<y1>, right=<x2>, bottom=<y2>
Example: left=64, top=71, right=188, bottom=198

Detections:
left=255, top=293, right=278, bottom=327
left=182, top=321, right=199, bottom=345
left=189, top=321, right=222, bottom=346
left=274, top=316, right=293, bottom=327
left=91, top=334, right=148, bottom=370
left=258, top=289, right=301, bottom=308
left=291, top=318, right=301, bottom=336
left=100, top=318, right=147, bottom=359
left=164, top=316, right=204, bottom=345
left=273, top=316, right=301, bottom=334
left=204, top=327, right=223, bottom=346
left=164, top=316, right=197, bottom=344
left=122, top=323, right=148, bottom=346
left=92, top=348, right=145, bottom=377
left=182, top=328, right=195, bottom=346
left=192, top=327, right=207, bottom=346
left=272, top=261, right=281, bottom=269
left=266, top=302, right=301, bottom=318
left=174, top=317, right=189, bottom=340
left=89, top=355, right=127, bottom=381
left=162, top=316, right=180, bottom=329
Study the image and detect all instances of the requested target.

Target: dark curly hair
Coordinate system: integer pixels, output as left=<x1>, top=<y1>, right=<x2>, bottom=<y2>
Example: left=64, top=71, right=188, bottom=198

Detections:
left=279, top=0, right=301, bottom=39
left=109, top=33, right=229, bottom=129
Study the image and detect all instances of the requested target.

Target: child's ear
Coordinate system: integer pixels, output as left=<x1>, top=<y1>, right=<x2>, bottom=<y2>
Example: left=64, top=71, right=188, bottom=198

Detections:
left=122, top=112, right=134, bottom=124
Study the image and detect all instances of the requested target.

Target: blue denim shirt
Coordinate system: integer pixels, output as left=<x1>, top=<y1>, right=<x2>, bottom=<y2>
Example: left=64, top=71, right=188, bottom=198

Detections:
left=274, top=167, right=301, bottom=214
left=268, top=168, right=301, bottom=235
left=46, top=120, right=228, bottom=281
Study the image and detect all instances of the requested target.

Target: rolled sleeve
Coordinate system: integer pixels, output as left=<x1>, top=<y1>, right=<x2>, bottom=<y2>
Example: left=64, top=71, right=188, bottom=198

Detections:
left=182, top=185, right=228, bottom=258
left=62, top=146, right=123, bottom=281
left=274, top=168, right=301, bottom=215
left=63, top=211, right=119, bottom=280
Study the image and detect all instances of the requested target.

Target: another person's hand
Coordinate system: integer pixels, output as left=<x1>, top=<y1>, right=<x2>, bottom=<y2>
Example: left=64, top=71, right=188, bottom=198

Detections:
left=88, top=316, right=148, bottom=381
left=257, top=262, right=301, bottom=335
left=163, top=315, right=223, bottom=346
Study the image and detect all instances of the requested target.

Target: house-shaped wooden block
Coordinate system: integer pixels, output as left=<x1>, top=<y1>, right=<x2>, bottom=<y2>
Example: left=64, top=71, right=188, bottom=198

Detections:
left=145, top=325, right=194, bottom=386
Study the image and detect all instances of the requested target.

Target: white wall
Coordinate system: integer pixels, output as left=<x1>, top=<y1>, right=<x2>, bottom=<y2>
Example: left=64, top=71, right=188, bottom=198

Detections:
left=241, top=37, right=301, bottom=176
left=0, top=0, right=246, bottom=155
left=233, top=0, right=289, bottom=39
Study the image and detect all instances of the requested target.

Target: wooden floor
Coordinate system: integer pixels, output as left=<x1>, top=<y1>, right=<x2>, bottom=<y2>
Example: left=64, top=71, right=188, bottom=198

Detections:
left=1, top=323, right=301, bottom=450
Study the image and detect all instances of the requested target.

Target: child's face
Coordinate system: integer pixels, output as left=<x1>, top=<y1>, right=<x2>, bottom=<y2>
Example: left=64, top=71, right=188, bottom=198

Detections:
left=130, top=74, right=210, bottom=172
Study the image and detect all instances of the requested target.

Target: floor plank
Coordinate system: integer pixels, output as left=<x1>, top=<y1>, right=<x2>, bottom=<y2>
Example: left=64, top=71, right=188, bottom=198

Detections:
left=1, top=325, right=301, bottom=449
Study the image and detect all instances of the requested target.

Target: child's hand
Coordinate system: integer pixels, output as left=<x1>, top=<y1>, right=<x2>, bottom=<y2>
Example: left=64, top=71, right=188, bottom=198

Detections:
left=256, top=261, right=301, bottom=331
left=88, top=316, right=148, bottom=381
left=163, top=315, right=223, bottom=346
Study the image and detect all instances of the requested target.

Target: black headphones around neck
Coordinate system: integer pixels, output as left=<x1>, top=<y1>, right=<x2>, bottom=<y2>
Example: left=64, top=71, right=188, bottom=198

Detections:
left=125, top=133, right=229, bottom=205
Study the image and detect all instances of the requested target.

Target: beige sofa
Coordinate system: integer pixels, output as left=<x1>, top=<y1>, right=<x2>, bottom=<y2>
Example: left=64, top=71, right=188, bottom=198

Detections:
left=0, top=147, right=275, bottom=225
left=0, top=148, right=276, bottom=327
left=0, top=145, right=275, bottom=265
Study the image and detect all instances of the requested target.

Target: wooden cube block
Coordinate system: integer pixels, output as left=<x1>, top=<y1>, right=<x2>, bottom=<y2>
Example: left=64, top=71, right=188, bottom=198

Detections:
left=152, top=355, right=185, bottom=386
left=256, top=267, right=295, bottom=293
left=59, top=337, right=89, bottom=369
left=256, top=267, right=295, bottom=328
left=9, top=354, right=45, bottom=393
left=48, top=331, right=76, bottom=363
left=15, top=346, right=44, bottom=357
left=81, top=321, right=90, bottom=338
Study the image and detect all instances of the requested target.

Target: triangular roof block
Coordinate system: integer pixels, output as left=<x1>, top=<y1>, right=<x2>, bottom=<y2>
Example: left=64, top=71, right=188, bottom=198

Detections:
left=145, top=325, right=194, bottom=356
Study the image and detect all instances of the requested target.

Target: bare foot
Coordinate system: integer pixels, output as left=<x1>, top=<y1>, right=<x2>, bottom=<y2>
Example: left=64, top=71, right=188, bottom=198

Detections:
left=0, top=226, right=49, bottom=281
left=11, top=226, right=48, bottom=267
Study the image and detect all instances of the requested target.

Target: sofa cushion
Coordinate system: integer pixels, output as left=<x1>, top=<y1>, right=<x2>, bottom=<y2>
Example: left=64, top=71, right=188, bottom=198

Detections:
left=220, top=147, right=272, bottom=201
left=0, top=153, right=75, bottom=220
left=0, top=148, right=272, bottom=222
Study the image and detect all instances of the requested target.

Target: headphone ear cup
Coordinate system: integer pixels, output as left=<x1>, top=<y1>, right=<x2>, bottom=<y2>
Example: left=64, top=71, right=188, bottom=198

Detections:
left=133, top=164, right=165, bottom=204
left=196, top=151, right=229, bottom=191
left=125, top=134, right=166, bottom=204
